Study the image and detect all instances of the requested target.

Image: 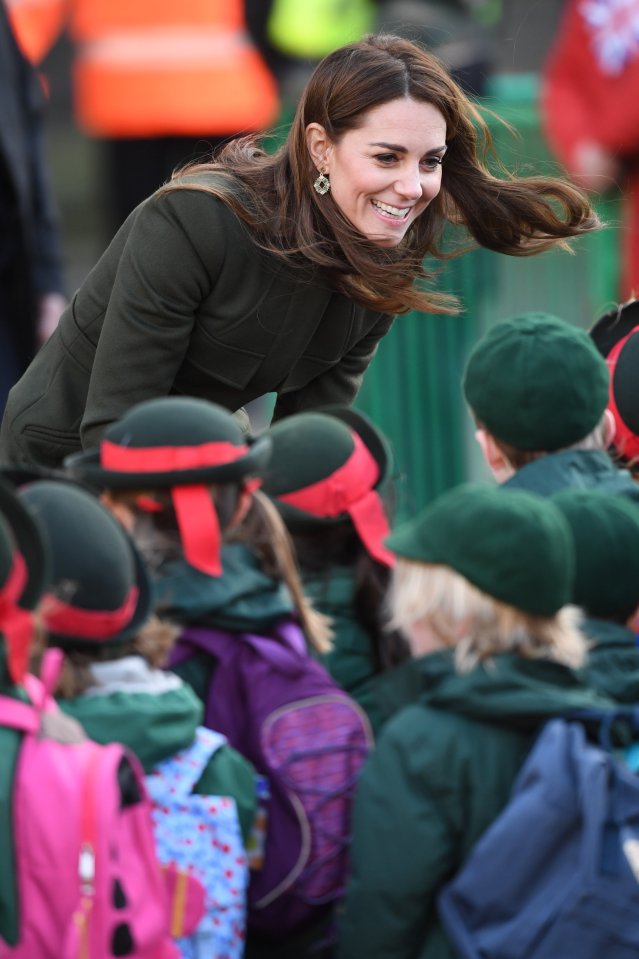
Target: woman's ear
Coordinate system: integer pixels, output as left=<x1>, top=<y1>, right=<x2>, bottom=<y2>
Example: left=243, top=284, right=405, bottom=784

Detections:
left=305, top=122, right=332, bottom=171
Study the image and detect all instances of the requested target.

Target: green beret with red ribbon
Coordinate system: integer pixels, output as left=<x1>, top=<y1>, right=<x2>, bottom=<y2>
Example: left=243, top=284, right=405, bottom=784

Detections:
left=64, top=397, right=271, bottom=578
left=590, top=299, right=639, bottom=463
left=262, top=406, right=395, bottom=567
left=19, top=480, right=152, bottom=651
left=0, top=477, right=51, bottom=685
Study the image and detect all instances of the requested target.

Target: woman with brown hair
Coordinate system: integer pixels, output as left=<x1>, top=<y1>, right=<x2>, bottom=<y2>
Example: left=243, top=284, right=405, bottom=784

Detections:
left=1, top=33, right=599, bottom=469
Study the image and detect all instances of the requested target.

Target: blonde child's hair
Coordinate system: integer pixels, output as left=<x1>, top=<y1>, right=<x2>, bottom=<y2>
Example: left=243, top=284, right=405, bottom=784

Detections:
left=388, top=560, right=587, bottom=672
left=481, top=410, right=612, bottom=472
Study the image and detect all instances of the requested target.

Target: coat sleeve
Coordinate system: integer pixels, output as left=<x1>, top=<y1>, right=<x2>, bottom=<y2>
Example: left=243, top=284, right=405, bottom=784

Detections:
left=80, top=189, right=226, bottom=448
left=338, top=710, right=458, bottom=959
left=271, top=311, right=394, bottom=420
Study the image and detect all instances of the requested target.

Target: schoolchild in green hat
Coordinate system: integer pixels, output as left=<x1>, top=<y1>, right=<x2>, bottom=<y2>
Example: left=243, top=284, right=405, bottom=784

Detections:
left=590, top=298, right=639, bottom=476
left=65, top=396, right=329, bottom=656
left=552, top=488, right=639, bottom=703
left=339, top=483, right=616, bottom=959
left=66, top=395, right=271, bottom=579
left=18, top=478, right=257, bottom=955
left=463, top=312, right=639, bottom=500
left=263, top=407, right=411, bottom=732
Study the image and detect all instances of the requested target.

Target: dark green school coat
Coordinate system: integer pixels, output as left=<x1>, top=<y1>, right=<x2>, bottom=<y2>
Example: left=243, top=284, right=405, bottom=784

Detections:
left=338, top=650, right=616, bottom=959
left=0, top=174, right=393, bottom=468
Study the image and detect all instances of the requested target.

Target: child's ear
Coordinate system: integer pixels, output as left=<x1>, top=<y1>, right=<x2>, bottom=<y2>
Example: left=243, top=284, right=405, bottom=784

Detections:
left=474, top=429, right=515, bottom=483
left=626, top=603, right=639, bottom=633
left=100, top=492, right=136, bottom=533
left=602, top=408, right=616, bottom=448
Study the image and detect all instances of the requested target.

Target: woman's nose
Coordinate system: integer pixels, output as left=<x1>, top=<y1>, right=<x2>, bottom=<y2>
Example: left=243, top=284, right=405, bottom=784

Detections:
left=394, top=168, right=423, bottom=200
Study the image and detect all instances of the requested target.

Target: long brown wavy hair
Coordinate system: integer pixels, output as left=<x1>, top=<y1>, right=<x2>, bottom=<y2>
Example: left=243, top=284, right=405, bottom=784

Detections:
left=160, top=34, right=599, bottom=316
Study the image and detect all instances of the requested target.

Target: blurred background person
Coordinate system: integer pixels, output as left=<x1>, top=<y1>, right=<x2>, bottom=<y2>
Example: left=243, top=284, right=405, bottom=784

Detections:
left=8, top=0, right=280, bottom=239
left=0, top=0, right=66, bottom=415
left=540, top=0, right=639, bottom=298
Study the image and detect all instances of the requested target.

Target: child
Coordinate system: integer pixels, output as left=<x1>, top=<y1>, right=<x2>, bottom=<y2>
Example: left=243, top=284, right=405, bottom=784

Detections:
left=590, top=298, right=639, bottom=477
left=19, top=478, right=255, bottom=959
left=552, top=488, right=639, bottom=703
left=65, top=397, right=362, bottom=959
left=463, top=311, right=639, bottom=499
left=338, top=483, right=615, bottom=959
left=64, top=395, right=330, bottom=673
left=263, top=406, right=412, bottom=733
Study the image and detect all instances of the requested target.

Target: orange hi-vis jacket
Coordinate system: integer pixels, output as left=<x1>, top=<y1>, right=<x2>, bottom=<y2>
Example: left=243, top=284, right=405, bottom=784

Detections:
left=7, top=0, right=280, bottom=137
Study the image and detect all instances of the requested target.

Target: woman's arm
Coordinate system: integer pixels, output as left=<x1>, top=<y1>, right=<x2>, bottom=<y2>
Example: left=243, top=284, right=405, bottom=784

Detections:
left=272, top=311, right=394, bottom=419
left=80, top=188, right=225, bottom=448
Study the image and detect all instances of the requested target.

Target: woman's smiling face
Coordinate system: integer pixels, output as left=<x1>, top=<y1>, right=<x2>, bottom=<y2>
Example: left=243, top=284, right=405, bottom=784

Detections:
left=307, top=97, right=448, bottom=247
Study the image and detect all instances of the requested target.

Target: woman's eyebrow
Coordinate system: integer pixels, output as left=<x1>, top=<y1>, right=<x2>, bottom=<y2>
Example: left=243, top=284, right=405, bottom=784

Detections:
left=368, top=141, right=448, bottom=154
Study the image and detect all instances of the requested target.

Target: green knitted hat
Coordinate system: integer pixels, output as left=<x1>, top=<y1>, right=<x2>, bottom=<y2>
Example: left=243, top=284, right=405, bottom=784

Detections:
left=386, top=483, right=574, bottom=616
left=463, top=312, right=610, bottom=451
left=552, top=489, right=639, bottom=618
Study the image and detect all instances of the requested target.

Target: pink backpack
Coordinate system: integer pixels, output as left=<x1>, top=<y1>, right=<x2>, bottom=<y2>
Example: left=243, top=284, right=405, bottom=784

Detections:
left=0, top=657, right=181, bottom=959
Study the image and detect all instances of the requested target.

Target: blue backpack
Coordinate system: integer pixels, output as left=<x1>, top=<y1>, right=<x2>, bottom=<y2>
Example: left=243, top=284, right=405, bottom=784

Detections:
left=438, top=714, right=639, bottom=959
left=145, top=727, right=248, bottom=959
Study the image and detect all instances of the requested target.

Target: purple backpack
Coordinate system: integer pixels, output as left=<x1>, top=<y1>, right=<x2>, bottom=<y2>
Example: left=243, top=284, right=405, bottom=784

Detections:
left=170, top=621, right=373, bottom=937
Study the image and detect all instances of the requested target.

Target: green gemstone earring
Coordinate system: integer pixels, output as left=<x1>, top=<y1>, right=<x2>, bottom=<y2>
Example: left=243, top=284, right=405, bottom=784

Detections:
left=313, top=172, right=330, bottom=195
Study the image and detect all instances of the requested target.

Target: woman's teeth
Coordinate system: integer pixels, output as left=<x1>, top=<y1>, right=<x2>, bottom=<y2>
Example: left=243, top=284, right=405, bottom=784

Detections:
left=372, top=200, right=410, bottom=220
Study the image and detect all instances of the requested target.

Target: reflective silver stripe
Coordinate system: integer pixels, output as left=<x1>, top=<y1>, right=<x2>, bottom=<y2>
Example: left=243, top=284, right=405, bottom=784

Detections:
left=78, top=27, right=252, bottom=68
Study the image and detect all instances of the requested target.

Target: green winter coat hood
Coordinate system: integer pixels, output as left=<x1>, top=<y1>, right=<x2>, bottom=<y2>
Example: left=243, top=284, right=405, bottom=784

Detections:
left=153, top=542, right=294, bottom=632
left=416, top=649, right=613, bottom=728
left=504, top=449, right=639, bottom=500
left=581, top=618, right=639, bottom=704
left=60, top=662, right=202, bottom=771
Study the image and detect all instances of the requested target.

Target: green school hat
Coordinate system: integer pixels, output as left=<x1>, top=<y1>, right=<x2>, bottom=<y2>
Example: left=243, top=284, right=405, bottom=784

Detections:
left=263, top=406, right=395, bottom=566
left=463, top=312, right=610, bottom=451
left=552, top=489, right=639, bottom=618
left=19, top=481, right=152, bottom=650
left=386, top=483, right=574, bottom=616
left=0, top=477, right=51, bottom=683
left=64, top=397, right=272, bottom=577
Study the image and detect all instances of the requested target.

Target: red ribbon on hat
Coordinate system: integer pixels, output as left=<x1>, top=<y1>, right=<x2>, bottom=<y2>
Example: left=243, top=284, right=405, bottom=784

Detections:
left=101, top=439, right=256, bottom=577
left=0, top=550, right=35, bottom=684
left=101, top=440, right=251, bottom=473
left=606, top=327, right=639, bottom=462
left=42, top=585, right=140, bottom=641
left=277, top=432, right=395, bottom=567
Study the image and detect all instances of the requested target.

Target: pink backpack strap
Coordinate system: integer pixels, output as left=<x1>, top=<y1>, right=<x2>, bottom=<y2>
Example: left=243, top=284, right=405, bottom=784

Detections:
left=0, top=648, right=66, bottom=733
left=22, top=647, right=64, bottom=714
left=0, top=694, right=39, bottom=733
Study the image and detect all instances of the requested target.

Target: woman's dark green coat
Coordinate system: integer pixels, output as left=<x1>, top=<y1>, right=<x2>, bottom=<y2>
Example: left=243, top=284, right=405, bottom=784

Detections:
left=0, top=175, right=392, bottom=468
